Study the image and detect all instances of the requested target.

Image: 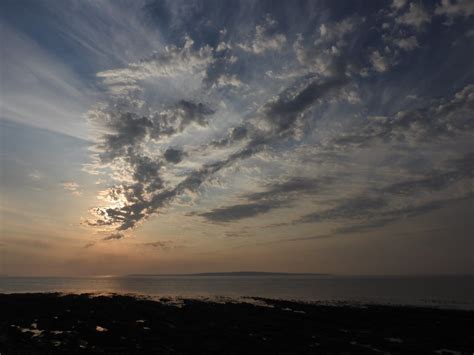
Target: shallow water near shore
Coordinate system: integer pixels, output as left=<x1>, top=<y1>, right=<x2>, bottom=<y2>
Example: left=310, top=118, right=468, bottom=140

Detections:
left=1, top=275, right=473, bottom=309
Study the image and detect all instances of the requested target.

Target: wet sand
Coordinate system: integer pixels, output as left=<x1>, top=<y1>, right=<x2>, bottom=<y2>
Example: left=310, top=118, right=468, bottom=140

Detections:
left=0, top=293, right=473, bottom=354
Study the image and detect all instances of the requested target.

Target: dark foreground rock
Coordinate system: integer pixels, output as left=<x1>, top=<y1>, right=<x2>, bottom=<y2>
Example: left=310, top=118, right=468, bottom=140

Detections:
left=0, top=293, right=473, bottom=354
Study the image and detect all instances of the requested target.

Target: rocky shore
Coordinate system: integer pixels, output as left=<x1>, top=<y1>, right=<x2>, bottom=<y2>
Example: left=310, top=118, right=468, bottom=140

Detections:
left=0, top=293, right=473, bottom=354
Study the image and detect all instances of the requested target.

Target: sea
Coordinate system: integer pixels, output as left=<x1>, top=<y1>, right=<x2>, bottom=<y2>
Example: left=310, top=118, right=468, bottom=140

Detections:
left=1, top=275, right=473, bottom=310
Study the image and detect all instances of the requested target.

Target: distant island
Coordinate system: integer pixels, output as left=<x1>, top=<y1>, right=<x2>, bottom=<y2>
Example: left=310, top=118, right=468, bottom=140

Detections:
left=126, top=272, right=332, bottom=277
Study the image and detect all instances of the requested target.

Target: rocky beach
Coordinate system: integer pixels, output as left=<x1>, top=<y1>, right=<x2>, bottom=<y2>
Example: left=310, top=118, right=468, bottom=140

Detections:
left=1, top=293, right=473, bottom=354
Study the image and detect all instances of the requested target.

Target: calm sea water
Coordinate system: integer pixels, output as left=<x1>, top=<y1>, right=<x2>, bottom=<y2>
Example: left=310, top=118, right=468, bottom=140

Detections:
left=1, top=275, right=473, bottom=309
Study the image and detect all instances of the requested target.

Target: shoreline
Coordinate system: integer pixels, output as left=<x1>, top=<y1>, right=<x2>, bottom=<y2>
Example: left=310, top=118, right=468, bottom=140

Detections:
left=1, top=293, right=473, bottom=353
left=0, top=290, right=473, bottom=311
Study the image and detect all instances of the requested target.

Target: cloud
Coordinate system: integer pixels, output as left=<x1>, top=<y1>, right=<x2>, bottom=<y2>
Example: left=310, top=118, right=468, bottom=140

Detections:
left=393, top=36, right=419, bottom=51
left=199, top=177, right=329, bottom=223
left=275, top=233, right=334, bottom=243
left=83, top=2, right=472, bottom=240
left=1, top=237, right=51, bottom=249
left=316, top=18, right=358, bottom=44
left=102, top=232, right=125, bottom=241
left=370, top=51, right=389, bottom=73
left=225, top=230, right=251, bottom=238
left=28, top=170, right=42, bottom=181
left=279, top=226, right=456, bottom=244
left=97, top=36, right=213, bottom=95
left=245, top=177, right=325, bottom=202
left=435, top=0, right=474, bottom=21
left=293, top=17, right=360, bottom=77
left=140, top=240, right=184, bottom=251
left=1, top=0, right=166, bottom=139
left=3, top=0, right=473, bottom=264
left=91, top=98, right=215, bottom=182
left=296, top=153, right=473, bottom=231
left=297, top=192, right=473, bottom=236
left=199, top=200, right=283, bottom=223
left=97, top=114, right=152, bottom=162
left=215, top=74, right=244, bottom=88
left=380, top=154, right=473, bottom=196
left=216, top=41, right=232, bottom=52
left=329, top=84, right=474, bottom=149
left=202, top=54, right=239, bottom=89
left=333, top=219, right=395, bottom=236
left=85, top=15, right=355, bottom=234
left=88, top=49, right=349, bottom=231
left=396, top=3, right=431, bottom=29
left=211, top=126, right=248, bottom=147
left=237, top=15, right=286, bottom=54
left=391, top=0, right=407, bottom=10
left=261, top=74, right=348, bottom=135
left=299, top=196, right=388, bottom=224
left=1, top=24, right=94, bottom=139
left=333, top=194, right=473, bottom=235
left=61, top=181, right=82, bottom=196
left=164, top=147, right=186, bottom=163
left=88, top=143, right=261, bottom=230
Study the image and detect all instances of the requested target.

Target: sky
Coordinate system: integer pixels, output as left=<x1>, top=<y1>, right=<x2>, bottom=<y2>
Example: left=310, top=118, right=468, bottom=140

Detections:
left=0, top=0, right=473, bottom=276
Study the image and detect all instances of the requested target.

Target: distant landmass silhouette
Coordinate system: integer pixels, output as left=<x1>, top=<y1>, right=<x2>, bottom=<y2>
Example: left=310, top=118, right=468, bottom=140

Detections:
left=126, top=272, right=331, bottom=277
